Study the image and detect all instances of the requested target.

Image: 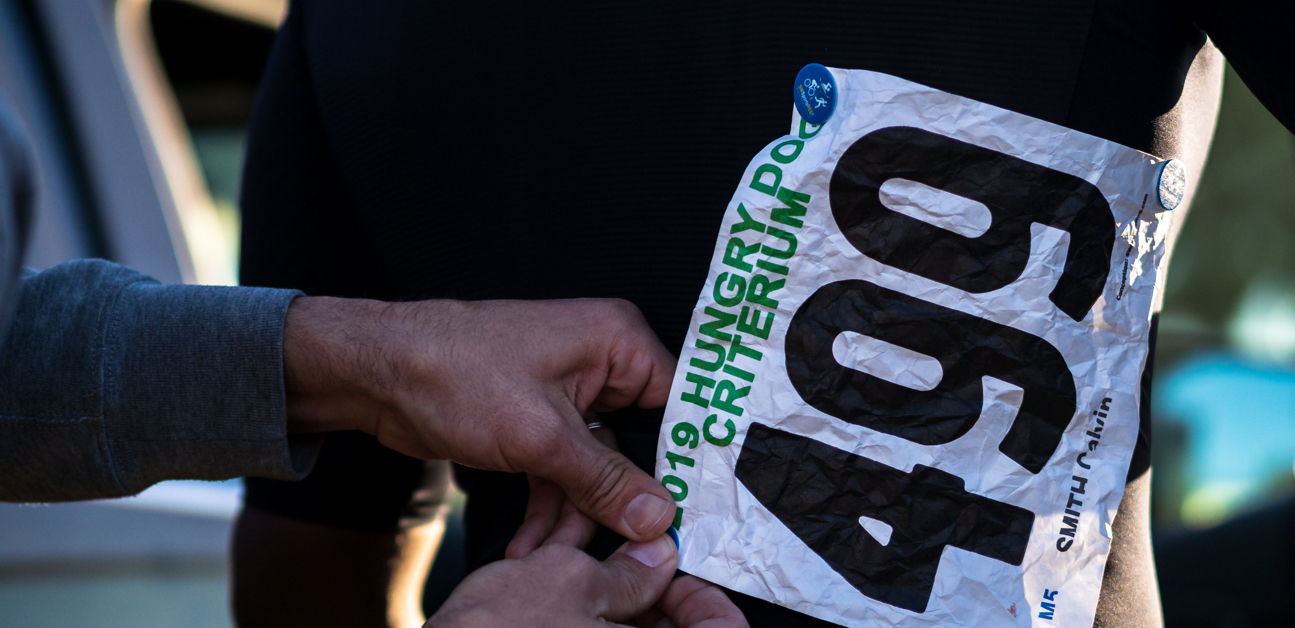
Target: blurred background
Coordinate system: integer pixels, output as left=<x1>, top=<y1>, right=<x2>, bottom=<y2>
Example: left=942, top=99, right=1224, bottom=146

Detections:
left=0, top=1, right=468, bottom=626
left=0, top=0, right=1290, bottom=626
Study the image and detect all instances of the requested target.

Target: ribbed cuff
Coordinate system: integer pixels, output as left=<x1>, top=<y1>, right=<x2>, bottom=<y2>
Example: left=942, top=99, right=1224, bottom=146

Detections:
left=99, top=277, right=320, bottom=493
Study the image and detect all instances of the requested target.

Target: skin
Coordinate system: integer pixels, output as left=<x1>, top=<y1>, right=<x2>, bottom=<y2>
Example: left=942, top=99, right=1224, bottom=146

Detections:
left=482, top=428, right=748, bottom=628
left=430, top=528, right=748, bottom=628
left=281, top=296, right=678, bottom=542
left=269, top=295, right=747, bottom=627
left=507, top=424, right=625, bottom=560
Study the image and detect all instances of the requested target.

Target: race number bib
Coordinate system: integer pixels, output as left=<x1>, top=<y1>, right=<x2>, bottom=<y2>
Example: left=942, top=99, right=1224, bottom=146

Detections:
left=656, top=68, right=1178, bottom=627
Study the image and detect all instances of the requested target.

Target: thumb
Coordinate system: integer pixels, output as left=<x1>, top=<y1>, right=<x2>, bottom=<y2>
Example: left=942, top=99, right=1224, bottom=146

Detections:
left=540, top=427, right=677, bottom=542
left=587, top=534, right=680, bottom=622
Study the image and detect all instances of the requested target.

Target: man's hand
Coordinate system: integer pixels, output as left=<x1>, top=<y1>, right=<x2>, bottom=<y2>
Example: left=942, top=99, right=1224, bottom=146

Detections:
left=281, top=296, right=679, bottom=542
left=427, top=534, right=749, bottom=628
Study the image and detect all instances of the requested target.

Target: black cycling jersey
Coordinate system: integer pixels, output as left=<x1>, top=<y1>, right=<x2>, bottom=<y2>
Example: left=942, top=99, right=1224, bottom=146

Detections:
left=238, top=0, right=1292, bottom=625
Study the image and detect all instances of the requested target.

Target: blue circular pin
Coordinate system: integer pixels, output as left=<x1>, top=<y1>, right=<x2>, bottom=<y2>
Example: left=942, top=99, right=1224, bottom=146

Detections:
left=665, top=525, right=680, bottom=549
left=794, top=63, right=837, bottom=126
left=1157, top=159, right=1186, bottom=210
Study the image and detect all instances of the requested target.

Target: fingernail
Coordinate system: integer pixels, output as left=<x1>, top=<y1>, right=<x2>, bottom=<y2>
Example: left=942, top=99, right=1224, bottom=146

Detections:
left=624, top=535, right=676, bottom=568
left=624, top=493, right=672, bottom=536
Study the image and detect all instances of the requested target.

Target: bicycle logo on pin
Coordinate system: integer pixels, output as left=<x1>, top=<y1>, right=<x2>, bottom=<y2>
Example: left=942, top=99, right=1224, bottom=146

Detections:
left=800, top=78, right=832, bottom=110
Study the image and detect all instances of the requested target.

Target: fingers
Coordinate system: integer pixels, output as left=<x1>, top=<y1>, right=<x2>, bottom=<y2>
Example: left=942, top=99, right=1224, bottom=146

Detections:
left=538, top=430, right=676, bottom=543
left=510, top=425, right=617, bottom=558
left=507, top=477, right=601, bottom=560
left=541, top=498, right=599, bottom=550
left=587, top=535, right=679, bottom=622
left=506, top=476, right=566, bottom=559
left=589, top=423, right=620, bottom=451
left=655, top=576, right=749, bottom=628
left=590, top=303, right=679, bottom=413
left=431, top=536, right=688, bottom=628
left=596, top=338, right=677, bottom=411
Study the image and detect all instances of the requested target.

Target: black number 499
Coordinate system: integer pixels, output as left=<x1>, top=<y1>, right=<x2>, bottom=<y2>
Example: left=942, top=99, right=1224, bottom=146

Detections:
left=737, top=126, right=1114, bottom=613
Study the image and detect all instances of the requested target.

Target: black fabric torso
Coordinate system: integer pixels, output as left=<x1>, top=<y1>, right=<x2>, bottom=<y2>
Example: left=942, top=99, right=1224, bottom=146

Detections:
left=239, top=0, right=1291, bottom=624
left=261, top=0, right=1223, bottom=309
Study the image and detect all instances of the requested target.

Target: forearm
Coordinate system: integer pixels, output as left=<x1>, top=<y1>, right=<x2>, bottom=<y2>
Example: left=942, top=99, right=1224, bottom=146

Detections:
left=282, top=295, right=394, bottom=435
left=0, top=260, right=317, bottom=501
left=280, top=296, right=464, bottom=452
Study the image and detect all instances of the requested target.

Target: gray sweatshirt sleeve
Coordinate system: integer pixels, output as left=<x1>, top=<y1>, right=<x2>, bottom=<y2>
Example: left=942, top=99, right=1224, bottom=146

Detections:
left=0, top=260, right=322, bottom=502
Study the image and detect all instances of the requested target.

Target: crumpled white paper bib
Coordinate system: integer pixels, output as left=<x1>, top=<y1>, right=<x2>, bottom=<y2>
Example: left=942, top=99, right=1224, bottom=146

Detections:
left=656, top=67, right=1176, bottom=628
